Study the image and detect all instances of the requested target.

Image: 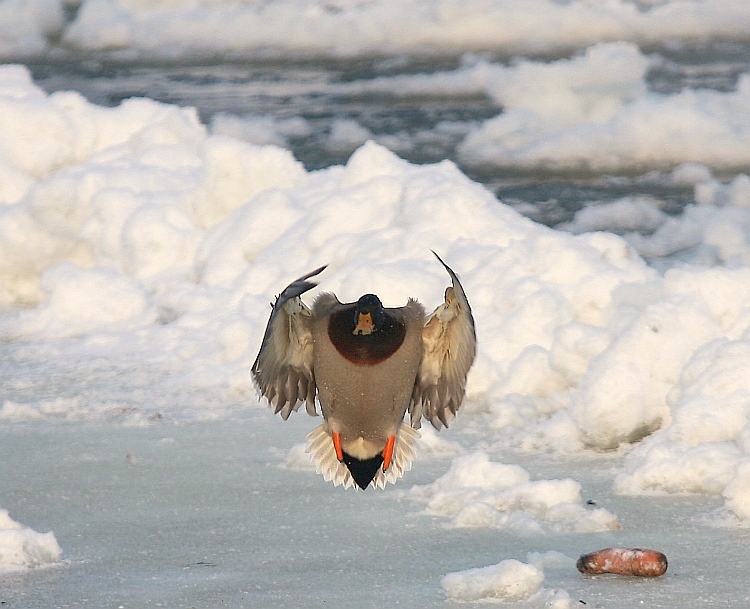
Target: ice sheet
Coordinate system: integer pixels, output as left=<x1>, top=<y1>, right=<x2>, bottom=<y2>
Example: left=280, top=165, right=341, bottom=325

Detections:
left=2, top=395, right=750, bottom=608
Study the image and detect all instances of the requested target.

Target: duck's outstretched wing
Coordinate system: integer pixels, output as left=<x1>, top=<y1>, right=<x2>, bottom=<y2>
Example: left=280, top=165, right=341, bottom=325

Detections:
left=409, top=253, right=476, bottom=429
left=251, top=266, right=326, bottom=419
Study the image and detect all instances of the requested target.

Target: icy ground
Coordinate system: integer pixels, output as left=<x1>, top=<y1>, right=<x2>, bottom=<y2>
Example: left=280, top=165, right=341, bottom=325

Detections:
left=1, top=346, right=750, bottom=608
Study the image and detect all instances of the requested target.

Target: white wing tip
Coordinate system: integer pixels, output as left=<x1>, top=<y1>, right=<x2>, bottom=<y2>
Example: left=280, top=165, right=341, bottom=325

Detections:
left=305, top=423, right=421, bottom=490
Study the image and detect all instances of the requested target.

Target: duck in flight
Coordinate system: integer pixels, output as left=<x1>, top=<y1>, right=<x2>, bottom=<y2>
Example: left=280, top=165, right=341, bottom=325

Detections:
left=252, top=252, right=476, bottom=490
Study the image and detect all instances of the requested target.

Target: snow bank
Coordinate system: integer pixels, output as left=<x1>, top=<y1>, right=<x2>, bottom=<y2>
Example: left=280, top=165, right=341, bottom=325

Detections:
left=602, top=169, right=750, bottom=268
left=0, top=0, right=63, bottom=59
left=557, top=186, right=750, bottom=525
left=2, top=397, right=88, bottom=421
left=52, top=0, right=750, bottom=60
left=552, top=165, right=750, bottom=522
left=0, top=67, right=654, bottom=395
left=456, top=42, right=750, bottom=173
left=613, top=334, right=750, bottom=521
left=0, top=509, right=62, bottom=574
left=206, top=43, right=750, bottom=175
left=441, top=559, right=545, bottom=603
left=722, top=461, right=750, bottom=524
left=3, top=65, right=750, bottom=523
left=410, top=451, right=619, bottom=533
left=441, top=553, right=574, bottom=606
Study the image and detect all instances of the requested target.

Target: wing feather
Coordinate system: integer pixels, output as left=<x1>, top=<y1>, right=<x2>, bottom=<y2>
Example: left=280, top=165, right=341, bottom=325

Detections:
left=410, top=253, right=476, bottom=429
left=251, top=266, right=326, bottom=418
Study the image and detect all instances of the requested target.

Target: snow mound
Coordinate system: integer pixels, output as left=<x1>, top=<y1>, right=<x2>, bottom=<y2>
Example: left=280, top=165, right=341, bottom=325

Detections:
left=4, top=66, right=750, bottom=525
left=410, top=451, right=619, bottom=534
left=457, top=42, right=750, bottom=173
left=442, top=551, right=576, bottom=605
left=441, top=559, right=545, bottom=603
left=0, top=509, right=62, bottom=574
left=51, top=0, right=750, bottom=60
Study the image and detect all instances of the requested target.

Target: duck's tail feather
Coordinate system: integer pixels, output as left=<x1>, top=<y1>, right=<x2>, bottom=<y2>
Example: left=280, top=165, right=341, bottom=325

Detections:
left=305, top=423, right=420, bottom=490
left=372, top=424, right=420, bottom=489
left=306, top=423, right=356, bottom=489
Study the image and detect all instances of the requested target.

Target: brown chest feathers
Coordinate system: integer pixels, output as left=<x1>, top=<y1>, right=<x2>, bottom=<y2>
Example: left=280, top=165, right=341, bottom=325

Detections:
left=327, top=307, right=406, bottom=365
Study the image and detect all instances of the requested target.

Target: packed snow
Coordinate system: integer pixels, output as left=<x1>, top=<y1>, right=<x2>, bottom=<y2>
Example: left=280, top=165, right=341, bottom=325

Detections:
left=441, top=558, right=545, bottom=603
left=409, top=451, right=620, bottom=534
left=0, top=0, right=62, bottom=59
left=567, top=169, right=750, bottom=268
left=2, top=60, right=750, bottom=513
left=442, top=552, right=578, bottom=605
left=5, top=0, right=750, bottom=60
left=458, top=42, right=750, bottom=172
left=0, top=510, right=61, bottom=575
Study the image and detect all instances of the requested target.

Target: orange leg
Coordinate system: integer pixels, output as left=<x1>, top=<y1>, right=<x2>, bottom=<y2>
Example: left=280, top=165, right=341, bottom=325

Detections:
left=382, top=435, right=396, bottom=471
left=332, top=432, right=344, bottom=461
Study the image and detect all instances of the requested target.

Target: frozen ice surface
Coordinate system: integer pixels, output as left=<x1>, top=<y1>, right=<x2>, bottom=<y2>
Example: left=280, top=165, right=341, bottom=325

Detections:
left=3, top=359, right=750, bottom=608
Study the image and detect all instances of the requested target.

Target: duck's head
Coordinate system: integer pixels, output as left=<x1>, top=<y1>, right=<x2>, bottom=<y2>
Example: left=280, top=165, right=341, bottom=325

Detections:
left=352, top=294, right=385, bottom=336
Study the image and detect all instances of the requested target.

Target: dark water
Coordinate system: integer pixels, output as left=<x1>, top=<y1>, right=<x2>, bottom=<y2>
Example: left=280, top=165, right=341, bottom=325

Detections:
left=26, top=42, right=750, bottom=226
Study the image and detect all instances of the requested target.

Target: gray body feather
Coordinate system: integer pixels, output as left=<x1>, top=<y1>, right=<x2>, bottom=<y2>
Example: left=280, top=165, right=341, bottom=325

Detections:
left=251, top=254, right=476, bottom=487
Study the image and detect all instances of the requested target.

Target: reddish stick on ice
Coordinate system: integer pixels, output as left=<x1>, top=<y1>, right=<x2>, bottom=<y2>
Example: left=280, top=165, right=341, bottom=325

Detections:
left=576, top=548, right=668, bottom=577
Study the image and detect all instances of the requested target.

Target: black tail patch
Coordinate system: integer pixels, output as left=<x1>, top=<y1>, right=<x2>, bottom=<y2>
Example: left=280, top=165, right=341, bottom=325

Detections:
left=342, top=452, right=384, bottom=490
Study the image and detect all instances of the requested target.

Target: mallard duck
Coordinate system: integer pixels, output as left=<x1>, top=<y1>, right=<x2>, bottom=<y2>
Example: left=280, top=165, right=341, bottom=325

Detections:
left=252, top=253, right=476, bottom=489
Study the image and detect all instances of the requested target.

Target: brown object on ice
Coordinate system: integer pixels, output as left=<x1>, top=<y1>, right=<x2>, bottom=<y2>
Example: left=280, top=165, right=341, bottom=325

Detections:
left=577, top=548, right=668, bottom=577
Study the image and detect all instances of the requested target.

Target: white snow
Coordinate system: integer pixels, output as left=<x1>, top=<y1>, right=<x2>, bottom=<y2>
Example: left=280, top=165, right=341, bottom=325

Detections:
left=198, top=42, right=750, bottom=175
left=210, top=113, right=312, bottom=149
left=0, top=0, right=63, bottom=59
left=721, top=460, right=750, bottom=524
left=453, top=42, right=750, bottom=172
left=441, top=558, right=545, bottom=603
left=441, top=552, right=578, bottom=606
left=612, top=169, right=750, bottom=268
left=2, top=63, right=750, bottom=532
left=442, top=553, right=578, bottom=606
left=22, top=0, right=750, bottom=60
left=0, top=510, right=62, bottom=574
left=410, top=451, right=619, bottom=533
